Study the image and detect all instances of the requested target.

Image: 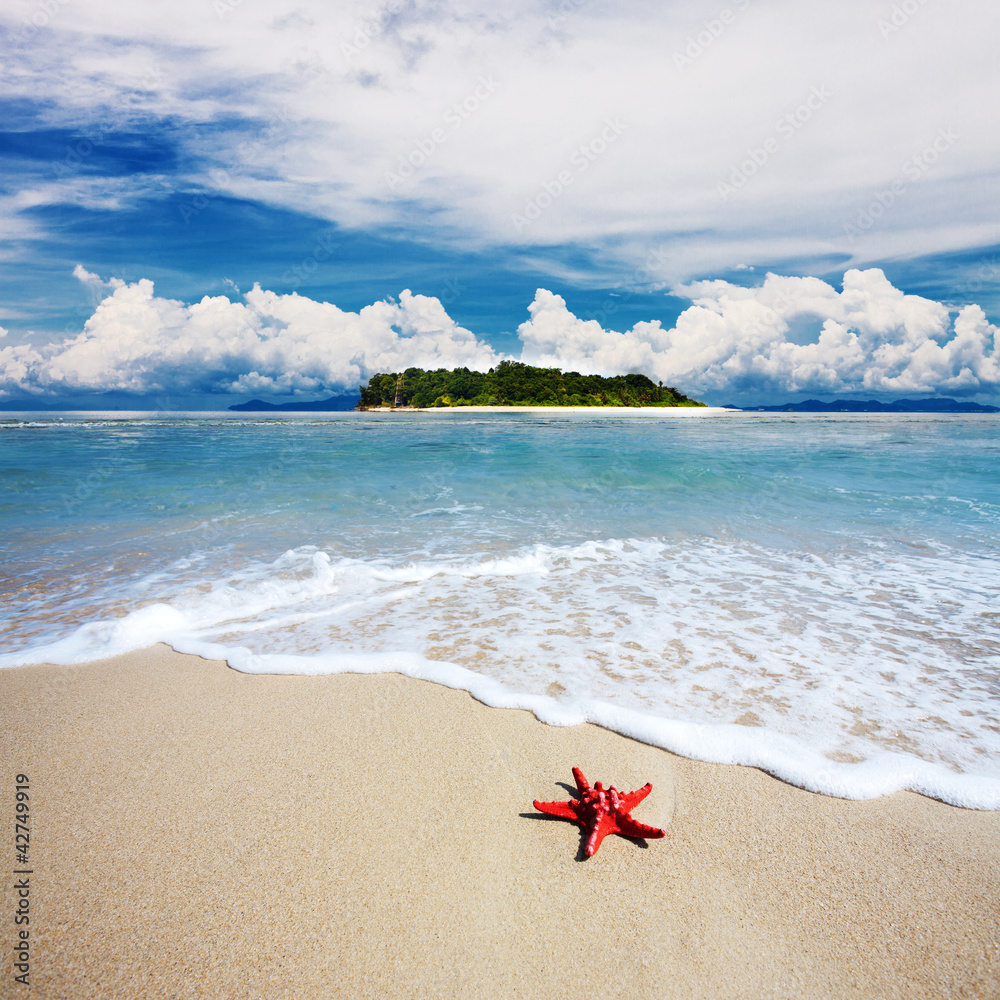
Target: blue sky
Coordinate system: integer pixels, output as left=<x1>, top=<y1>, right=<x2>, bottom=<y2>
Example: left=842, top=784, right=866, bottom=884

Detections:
left=1, top=0, right=998, bottom=407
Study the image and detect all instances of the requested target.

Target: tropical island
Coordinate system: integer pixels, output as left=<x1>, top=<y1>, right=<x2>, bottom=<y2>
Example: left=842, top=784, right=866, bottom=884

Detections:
left=357, top=361, right=703, bottom=409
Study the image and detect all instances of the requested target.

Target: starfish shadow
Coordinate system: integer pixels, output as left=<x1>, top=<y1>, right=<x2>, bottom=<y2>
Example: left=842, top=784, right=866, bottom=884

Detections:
left=519, top=809, right=653, bottom=862
left=570, top=832, right=651, bottom=862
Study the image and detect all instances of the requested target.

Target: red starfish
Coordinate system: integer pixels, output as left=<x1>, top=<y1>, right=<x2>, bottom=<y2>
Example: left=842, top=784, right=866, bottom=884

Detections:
left=533, top=766, right=665, bottom=857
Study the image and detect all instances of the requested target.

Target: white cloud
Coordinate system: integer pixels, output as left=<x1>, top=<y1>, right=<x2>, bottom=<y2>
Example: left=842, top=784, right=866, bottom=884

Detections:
left=517, top=269, right=1000, bottom=398
left=0, top=344, right=39, bottom=398
left=2, top=0, right=998, bottom=282
left=2, top=277, right=505, bottom=397
left=72, top=263, right=125, bottom=297
left=2, top=268, right=997, bottom=402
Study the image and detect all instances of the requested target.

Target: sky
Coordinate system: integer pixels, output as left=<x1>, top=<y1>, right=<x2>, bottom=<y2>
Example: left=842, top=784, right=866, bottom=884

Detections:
left=1, top=0, right=998, bottom=407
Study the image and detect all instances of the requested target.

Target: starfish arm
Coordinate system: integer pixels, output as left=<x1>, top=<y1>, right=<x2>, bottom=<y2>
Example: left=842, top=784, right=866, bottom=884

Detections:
left=571, top=767, right=591, bottom=794
left=616, top=815, right=665, bottom=840
left=533, top=799, right=582, bottom=822
left=621, top=782, right=653, bottom=811
left=584, top=812, right=619, bottom=856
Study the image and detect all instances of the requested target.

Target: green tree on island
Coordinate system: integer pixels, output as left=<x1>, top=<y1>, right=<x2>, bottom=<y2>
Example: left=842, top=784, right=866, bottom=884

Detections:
left=357, top=362, right=702, bottom=409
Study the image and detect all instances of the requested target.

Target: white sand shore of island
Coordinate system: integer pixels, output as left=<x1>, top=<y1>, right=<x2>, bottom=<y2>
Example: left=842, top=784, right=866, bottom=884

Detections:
left=2, top=645, right=998, bottom=999
left=366, top=405, right=735, bottom=414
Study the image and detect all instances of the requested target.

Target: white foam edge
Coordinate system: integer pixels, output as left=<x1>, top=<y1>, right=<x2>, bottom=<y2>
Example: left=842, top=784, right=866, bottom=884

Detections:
left=5, top=606, right=999, bottom=810
left=179, top=638, right=1000, bottom=811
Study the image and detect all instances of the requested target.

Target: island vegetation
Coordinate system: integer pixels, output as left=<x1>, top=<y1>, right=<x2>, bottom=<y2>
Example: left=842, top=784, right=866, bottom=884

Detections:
left=357, top=362, right=703, bottom=409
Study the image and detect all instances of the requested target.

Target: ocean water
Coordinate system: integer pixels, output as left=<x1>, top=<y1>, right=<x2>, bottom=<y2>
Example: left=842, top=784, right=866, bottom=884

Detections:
left=2, top=409, right=999, bottom=807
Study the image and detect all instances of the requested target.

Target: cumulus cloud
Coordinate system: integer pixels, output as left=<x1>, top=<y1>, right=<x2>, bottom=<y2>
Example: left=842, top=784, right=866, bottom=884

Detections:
left=2, top=268, right=997, bottom=402
left=1, top=277, right=505, bottom=398
left=72, top=263, right=126, bottom=305
left=518, top=269, right=1000, bottom=398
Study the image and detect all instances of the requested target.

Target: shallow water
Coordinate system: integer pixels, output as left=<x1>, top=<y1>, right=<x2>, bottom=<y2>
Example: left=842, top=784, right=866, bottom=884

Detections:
left=2, top=410, right=998, bottom=806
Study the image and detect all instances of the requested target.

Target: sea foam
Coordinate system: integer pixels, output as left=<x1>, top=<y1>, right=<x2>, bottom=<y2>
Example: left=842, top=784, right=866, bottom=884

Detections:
left=4, top=412, right=998, bottom=807
left=5, top=536, right=999, bottom=809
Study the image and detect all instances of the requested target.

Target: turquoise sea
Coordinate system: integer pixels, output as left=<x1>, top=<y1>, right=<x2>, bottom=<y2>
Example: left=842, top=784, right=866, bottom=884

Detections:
left=2, top=410, right=998, bottom=806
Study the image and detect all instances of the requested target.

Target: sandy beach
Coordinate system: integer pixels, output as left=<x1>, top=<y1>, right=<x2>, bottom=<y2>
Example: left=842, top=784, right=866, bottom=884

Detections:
left=2, top=644, right=998, bottom=999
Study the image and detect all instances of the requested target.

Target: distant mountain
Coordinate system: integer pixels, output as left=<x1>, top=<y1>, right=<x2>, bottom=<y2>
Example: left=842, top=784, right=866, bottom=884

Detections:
left=0, top=400, right=59, bottom=411
left=745, top=398, right=999, bottom=413
left=228, top=394, right=360, bottom=412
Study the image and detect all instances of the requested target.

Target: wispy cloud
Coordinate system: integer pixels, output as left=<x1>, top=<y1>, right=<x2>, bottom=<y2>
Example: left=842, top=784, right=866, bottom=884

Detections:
left=2, top=0, right=997, bottom=285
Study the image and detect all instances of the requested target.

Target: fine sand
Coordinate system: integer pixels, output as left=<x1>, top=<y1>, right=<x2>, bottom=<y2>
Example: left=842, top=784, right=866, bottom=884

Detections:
left=2, top=645, right=998, bottom=999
